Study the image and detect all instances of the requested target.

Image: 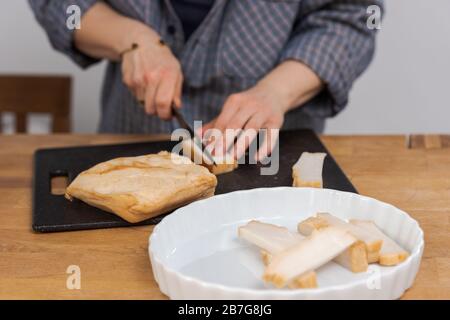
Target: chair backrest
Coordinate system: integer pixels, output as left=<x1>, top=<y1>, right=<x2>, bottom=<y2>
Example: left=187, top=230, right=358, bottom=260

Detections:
left=0, top=75, right=72, bottom=133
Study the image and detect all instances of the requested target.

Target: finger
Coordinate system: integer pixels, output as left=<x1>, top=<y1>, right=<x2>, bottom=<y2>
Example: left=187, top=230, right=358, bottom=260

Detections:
left=204, top=139, right=215, bottom=158
left=121, top=56, right=134, bottom=89
left=199, top=120, right=224, bottom=152
left=132, top=65, right=146, bottom=101
left=198, top=119, right=215, bottom=138
left=205, top=127, right=223, bottom=151
left=131, top=79, right=145, bottom=102
left=144, top=82, right=157, bottom=115
left=136, top=86, right=146, bottom=102
left=234, top=128, right=258, bottom=160
left=174, top=74, right=183, bottom=109
left=155, top=72, right=178, bottom=120
left=223, top=106, right=257, bottom=153
left=214, top=128, right=237, bottom=157
left=212, top=97, right=241, bottom=155
left=122, top=72, right=135, bottom=94
left=214, top=95, right=240, bottom=133
left=234, top=114, right=266, bottom=160
left=255, top=125, right=280, bottom=163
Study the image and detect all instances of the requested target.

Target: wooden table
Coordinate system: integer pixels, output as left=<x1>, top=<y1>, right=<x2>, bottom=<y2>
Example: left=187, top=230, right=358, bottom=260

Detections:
left=0, top=134, right=449, bottom=299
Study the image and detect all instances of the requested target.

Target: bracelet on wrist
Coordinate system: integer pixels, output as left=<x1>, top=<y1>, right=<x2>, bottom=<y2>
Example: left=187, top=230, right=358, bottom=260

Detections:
left=119, top=38, right=167, bottom=60
left=119, top=43, right=138, bottom=59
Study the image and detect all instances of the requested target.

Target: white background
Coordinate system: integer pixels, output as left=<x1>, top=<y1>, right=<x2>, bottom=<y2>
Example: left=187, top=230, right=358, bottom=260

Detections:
left=1, top=0, right=449, bottom=134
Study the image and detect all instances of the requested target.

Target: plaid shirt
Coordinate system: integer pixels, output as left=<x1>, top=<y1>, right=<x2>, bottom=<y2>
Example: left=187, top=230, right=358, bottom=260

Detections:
left=29, top=0, right=383, bottom=133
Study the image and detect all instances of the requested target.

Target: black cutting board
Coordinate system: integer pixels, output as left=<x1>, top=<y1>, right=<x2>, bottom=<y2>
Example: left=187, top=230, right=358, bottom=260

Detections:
left=32, top=129, right=356, bottom=233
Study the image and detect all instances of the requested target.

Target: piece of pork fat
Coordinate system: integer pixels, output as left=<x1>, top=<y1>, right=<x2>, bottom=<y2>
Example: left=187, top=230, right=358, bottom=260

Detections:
left=181, top=138, right=238, bottom=175
left=292, top=152, right=327, bottom=188
left=298, top=216, right=368, bottom=272
left=259, top=249, right=315, bottom=288
left=297, top=216, right=329, bottom=235
left=263, top=227, right=357, bottom=288
left=238, top=221, right=317, bottom=288
left=299, top=213, right=383, bottom=263
left=239, top=220, right=304, bottom=253
left=318, top=213, right=384, bottom=263
left=350, top=220, right=409, bottom=266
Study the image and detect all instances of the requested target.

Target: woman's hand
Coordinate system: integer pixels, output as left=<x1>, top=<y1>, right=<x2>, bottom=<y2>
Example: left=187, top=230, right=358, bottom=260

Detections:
left=200, top=60, right=323, bottom=162
left=121, top=38, right=183, bottom=120
left=73, top=2, right=183, bottom=120
left=73, top=3, right=183, bottom=120
left=201, top=84, right=286, bottom=162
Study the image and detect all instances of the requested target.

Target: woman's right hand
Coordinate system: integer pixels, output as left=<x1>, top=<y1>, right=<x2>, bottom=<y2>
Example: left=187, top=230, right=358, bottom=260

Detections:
left=71, top=2, right=183, bottom=120
left=121, top=36, right=183, bottom=120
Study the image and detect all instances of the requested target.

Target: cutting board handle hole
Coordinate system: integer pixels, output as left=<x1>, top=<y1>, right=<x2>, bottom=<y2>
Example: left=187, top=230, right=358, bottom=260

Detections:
left=50, top=172, right=69, bottom=196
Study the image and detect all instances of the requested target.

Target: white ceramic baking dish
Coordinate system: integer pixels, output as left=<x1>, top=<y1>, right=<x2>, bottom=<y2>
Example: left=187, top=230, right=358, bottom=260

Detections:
left=149, top=187, right=424, bottom=299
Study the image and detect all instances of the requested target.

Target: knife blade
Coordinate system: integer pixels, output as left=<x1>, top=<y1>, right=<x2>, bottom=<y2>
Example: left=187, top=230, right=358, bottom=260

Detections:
left=171, top=105, right=217, bottom=166
left=138, top=100, right=217, bottom=166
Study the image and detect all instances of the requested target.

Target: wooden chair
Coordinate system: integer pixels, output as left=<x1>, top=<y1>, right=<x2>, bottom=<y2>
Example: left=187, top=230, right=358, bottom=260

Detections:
left=0, top=75, right=72, bottom=133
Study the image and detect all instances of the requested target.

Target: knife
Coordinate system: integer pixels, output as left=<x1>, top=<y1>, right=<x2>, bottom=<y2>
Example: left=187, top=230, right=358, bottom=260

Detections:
left=171, top=105, right=217, bottom=166
left=138, top=100, right=216, bottom=165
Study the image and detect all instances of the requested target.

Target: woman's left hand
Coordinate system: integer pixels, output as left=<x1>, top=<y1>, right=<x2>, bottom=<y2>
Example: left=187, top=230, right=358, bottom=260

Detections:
left=200, top=82, right=287, bottom=162
left=199, top=60, right=323, bottom=162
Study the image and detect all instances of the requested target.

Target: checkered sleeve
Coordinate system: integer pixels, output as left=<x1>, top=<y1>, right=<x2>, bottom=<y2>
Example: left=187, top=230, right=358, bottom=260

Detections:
left=280, top=0, right=384, bottom=116
left=28, top=0, right=100, bottom=68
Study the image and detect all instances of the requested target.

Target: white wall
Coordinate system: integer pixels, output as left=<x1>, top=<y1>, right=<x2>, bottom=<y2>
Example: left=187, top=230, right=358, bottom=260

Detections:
left=1, top=0, right=449, bottom=134
left=327, top=0, right=450, bottom=134
left=0, top=0, right=105, bottom=133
